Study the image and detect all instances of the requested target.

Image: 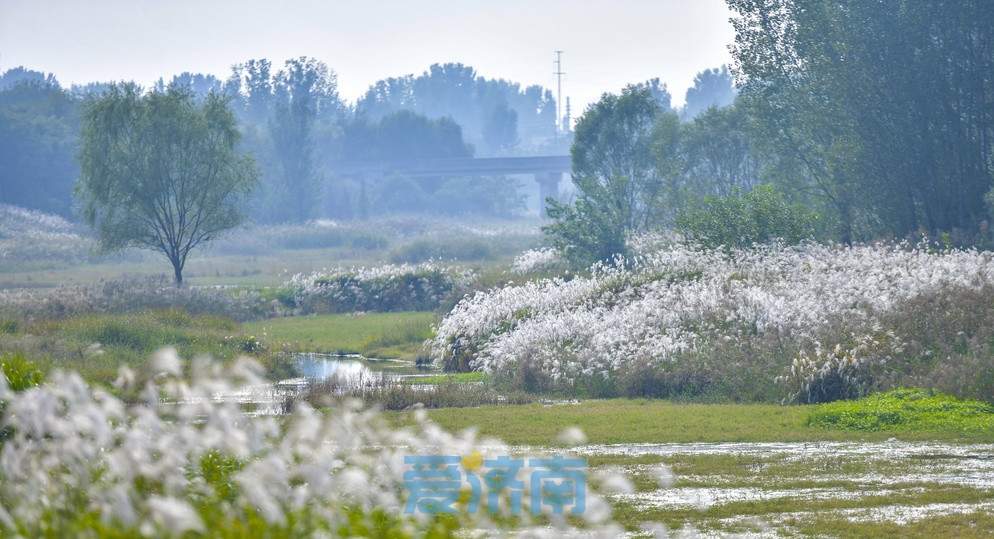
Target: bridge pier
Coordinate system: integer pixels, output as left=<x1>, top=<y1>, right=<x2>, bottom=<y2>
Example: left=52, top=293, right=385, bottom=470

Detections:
left=536, top=172, right=562, bottom=218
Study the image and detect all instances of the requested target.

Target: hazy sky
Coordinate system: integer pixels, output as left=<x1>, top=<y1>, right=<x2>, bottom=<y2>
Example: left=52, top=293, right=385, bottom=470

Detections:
left=0, top=0, right=735, bottom=113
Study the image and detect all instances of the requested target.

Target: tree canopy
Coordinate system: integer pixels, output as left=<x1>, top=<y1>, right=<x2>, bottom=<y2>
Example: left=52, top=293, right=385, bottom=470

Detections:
left=729, top=0, right=994, bottom=244
left=76, top=84, right=257, bottom=284
left=545, top=84, right=665, bottom=266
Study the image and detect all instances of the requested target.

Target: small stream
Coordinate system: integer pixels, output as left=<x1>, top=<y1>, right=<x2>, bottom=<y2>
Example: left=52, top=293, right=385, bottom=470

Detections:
left=296, top=353, right=386, bottom=383
left=213, top=352, right=435, bottom=414
left=296, top=352, right=425, bottom=379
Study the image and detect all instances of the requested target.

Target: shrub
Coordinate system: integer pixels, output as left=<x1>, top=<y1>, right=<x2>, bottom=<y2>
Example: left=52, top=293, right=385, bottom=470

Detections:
left=284, top=263, right=475, bottom=314
left=778, top=331, right=903, bottom=404
left=510, top=247, right=564, bottom=275
left=808, top=388, right=994, bottom=432
left=676, top=184, right=820, bottom=249
left=0, top=352, right=43, bottom=392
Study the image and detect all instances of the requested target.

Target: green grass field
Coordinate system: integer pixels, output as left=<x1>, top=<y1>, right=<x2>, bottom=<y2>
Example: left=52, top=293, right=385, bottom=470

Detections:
left=396, top=399, right=994, bottom=536
left=0, top=310, right=290, bottom=384
left=411, top=399, right=994, bottom=445
left=243, top=311, right=435, bottom=359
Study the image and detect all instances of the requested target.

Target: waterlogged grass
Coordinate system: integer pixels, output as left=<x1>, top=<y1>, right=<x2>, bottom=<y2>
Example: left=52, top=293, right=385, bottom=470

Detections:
left=417, top=399, right=994, bottom=446
left=792, top=511, right=994, bottom=538
left=244, top=311, right=435, bottom=359
left=585, top=446, right=994, bottom=535
left=610, top=484, right=994, bottom=534
left=808, top=388, right=994, bottom=433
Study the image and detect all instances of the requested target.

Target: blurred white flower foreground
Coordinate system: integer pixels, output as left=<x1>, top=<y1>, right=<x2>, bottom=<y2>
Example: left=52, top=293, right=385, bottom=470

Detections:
left=0, top=349, right=626, bottom=537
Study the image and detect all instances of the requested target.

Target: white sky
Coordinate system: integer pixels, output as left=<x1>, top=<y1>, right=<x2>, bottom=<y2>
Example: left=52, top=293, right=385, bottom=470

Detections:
left=0, top=0, right=735, bottom=113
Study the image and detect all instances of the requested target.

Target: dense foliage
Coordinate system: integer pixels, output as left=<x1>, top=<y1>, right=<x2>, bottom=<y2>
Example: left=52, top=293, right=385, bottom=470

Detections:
left=676, top=184, right=819, bottom=249
left=356, top=62, right=559, bottom=155
left=545, top=84, right=664, bottom=267
left=284, top=263, right=475, bottom=314
left=729, top=0, right=994, bottom=244
left=0, top=72, right=79, bottom=216
left=546, top=0, right=994, bottom=262
left=0, top=61, right=553, bottom=224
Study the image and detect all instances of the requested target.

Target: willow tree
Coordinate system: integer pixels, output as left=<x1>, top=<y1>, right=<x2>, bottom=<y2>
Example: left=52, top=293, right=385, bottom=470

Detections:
left=77, top=84, right=256, bottom=285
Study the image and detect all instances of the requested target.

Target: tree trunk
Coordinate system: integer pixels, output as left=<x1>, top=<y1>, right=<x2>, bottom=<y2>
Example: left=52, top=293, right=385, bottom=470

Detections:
left=171, top=257, right=184, bottom=287
left=837, top=198, right=854, bottom=246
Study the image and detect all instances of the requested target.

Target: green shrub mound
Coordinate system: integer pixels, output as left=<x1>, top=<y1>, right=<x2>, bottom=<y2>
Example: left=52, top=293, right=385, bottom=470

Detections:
left=0, top=352, right=43, bottom=392
left=808, top=388, right=994, bottom=432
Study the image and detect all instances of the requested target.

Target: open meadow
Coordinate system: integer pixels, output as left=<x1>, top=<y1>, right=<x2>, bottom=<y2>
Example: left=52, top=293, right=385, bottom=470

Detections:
left=3, top=210, right=994, bottom=537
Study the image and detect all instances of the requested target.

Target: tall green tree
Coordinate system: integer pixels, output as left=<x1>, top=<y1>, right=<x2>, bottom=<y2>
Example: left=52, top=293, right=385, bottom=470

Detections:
left=728, top=0, right=994, bottom=243
left=225, top=57, right=342, bottom=223
left=682, top=66, right=736, bottom=120
left=545, top=84, right=663, bottom=267
left=269, top=57, right=341, bottom=222
left=76, top=84, right=256, bottom=285
left=679, top=102, right=760, bottom=197
left=0, top=75, right=79, bottom=215
left=356, top=62, right=556, bottom=154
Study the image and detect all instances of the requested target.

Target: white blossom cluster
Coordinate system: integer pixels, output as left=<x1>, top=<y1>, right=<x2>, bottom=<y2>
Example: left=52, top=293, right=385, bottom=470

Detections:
left=511, top=248, right=562, bottom=274
left=430, top=241, right=994, bottom=393
left=777, top=330, right=905, bottom=403
left=0, top=350, right=630, bottom=537
left=285, top=263, right=476, bottom=313
left=0, top=276, right=268, bottom=321
left=0, top=203, right=94, bottom=264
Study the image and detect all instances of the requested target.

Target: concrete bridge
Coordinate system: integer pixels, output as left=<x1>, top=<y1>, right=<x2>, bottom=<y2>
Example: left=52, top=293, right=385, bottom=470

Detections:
left=335, top=155, right=572, bottom=216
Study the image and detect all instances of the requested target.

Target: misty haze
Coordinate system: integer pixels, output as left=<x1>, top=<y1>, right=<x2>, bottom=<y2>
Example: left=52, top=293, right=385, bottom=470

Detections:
left=1, top=1, right=993, bottom=537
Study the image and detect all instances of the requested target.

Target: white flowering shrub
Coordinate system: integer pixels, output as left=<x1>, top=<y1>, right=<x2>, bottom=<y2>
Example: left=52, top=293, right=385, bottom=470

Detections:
left=511, top=248, right=563, bottom=275
left=777, top=330, right=905, bottom=403
left=430, top=241, right=994, bottom=401
left=0, top=204, right=94, bottom=265
left=284, top=263, right=476, bottom=314
left=0, top=350, right=629, bottom=537
left=0, top=276, right=269, bottom=321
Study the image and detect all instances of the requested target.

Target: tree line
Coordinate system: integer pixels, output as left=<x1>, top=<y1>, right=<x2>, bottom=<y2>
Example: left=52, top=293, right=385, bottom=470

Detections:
left=0, top=60, right=567, bottom=222
left=549, top=0, right=994, bottom=265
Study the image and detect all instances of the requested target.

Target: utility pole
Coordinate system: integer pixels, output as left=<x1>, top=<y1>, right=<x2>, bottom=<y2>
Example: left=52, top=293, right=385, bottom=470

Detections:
left=554, top=50, right=565, bottom=135
left=564, top=96, right=572, bottom=133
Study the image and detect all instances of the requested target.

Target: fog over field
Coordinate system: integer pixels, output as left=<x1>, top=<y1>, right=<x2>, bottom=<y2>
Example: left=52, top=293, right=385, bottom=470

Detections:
left=1, top=1, right=993, bottom=537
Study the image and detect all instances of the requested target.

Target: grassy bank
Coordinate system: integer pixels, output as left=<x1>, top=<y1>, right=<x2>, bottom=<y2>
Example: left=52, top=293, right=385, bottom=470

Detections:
left=0, top=309, right=292, bottom=384
left=243, top=311, right=435, bottom=359
left=411, top=399, right=994, bottom=445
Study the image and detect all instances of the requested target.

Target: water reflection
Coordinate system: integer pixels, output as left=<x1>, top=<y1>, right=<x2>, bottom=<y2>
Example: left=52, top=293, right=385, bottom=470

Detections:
left=295, top=353, right=385, bottom=383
